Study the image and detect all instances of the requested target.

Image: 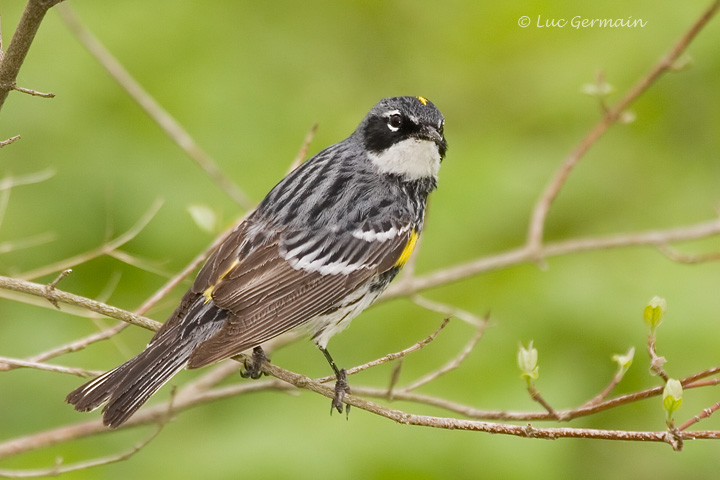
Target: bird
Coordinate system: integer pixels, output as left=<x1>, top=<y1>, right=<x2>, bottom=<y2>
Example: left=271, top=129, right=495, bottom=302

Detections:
left=66, top=96, right=447, bottom=428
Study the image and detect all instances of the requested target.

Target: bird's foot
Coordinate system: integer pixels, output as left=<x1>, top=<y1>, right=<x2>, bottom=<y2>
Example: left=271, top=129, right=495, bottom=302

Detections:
left=241, top=346, right=270, bottom=379
left=331, top=368, right=351, bottom=418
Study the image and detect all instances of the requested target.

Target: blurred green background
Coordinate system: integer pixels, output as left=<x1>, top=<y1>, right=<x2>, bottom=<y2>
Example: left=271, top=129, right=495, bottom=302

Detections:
left=2, top=0, right=720, bottom=478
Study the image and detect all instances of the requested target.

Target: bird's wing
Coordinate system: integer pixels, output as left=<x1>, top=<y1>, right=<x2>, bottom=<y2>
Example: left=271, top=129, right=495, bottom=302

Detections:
left=185, top=219, right=417, bottom=367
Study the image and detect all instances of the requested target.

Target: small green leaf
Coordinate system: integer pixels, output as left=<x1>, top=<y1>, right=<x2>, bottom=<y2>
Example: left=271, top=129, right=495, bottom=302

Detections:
left=643, top=296, right=667, bottom=331
left=517, top=341, right=539, bottom=382
left=611, top=347, right=635, bottom=378
left=663, top=378, right=683, bottom=420
left=187, top=204, right=218, bottom=234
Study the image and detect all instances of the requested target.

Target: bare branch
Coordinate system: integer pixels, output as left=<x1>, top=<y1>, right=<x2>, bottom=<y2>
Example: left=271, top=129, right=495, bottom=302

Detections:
left=525, top=0, right=720, bottom=255
left=44, top=268, right=72, bottom=308
left=0, top=356, right=100, bottom=377
left=10, top=84, right=54, bottom=97
left=316, top=318, right=451, bottom=383
left=679, top=400, right=720, bottom=431
left=402, top=315, right=487, bottom=392
left=384, top=217, right=720, bottom=300
left=411, top=294, right=486, bottom=327
left=647, top=334, right=670, bottom=381
left=26, top=322, right=129, bottom=364
left=257, top=360, right=716, bottom=449
left=0, top=135, right=20, bottom=148
left=0, top=275, right=161, bottom=331
left=656, top=244, right=720, bottom=264
left=55, top=4, right=253, bottom=210
left=526, top=384, right=559, bottom=419
left=582, top=371, right=626, bottom=408
left=0, top=0, right=65, bottom=112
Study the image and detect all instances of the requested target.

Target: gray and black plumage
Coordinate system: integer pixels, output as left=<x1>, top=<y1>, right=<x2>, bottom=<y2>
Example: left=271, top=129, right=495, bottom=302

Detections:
left=66, top=96, right=447, bottom=428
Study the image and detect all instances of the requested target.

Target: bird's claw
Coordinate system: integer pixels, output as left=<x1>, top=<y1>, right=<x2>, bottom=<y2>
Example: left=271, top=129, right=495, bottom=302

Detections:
left=331, top=368, right=351, bottom=418
left=241, top=346, right=270, bottom=379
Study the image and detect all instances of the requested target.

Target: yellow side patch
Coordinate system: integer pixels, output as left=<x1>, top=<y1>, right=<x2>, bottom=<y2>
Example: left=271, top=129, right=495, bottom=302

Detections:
left=202, top=259, right=240, bottom=304
left=417, top=96, right=428, bottom=105
left=218, top=259, right=240, bottom=281
left=202, top=285, right=214, bottom=304
left=395, top=230, right=419, bottom=267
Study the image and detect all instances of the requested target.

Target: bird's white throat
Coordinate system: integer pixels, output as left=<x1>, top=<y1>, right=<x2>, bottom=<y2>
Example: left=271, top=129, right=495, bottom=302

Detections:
left=368, top=138, right=441, bottom=180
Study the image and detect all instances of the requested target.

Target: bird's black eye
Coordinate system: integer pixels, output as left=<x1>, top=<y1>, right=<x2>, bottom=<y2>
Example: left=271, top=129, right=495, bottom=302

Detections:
left=387, top=114, right=403, bottom=131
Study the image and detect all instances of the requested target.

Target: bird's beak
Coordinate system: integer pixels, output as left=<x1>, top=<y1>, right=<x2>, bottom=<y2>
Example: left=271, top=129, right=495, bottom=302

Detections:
left=420, top=125, right=447, bottom=158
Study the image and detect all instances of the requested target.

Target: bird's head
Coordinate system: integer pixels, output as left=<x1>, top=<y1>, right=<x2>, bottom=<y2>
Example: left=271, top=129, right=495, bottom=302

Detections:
left=357, top=96, right=447, bottom=181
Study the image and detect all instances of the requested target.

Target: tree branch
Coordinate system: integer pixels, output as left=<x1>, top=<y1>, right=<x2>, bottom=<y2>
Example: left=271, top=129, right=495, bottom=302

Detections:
left=0, top=135, right=20, bottom=148
left=0, top=0, right=64, bottom=112
left=525, top=0, right=720, bottom=255
left=0, top=356, right=100, bottom=377
left=0, top=275, right=160, bottom=331
left=384, top=217, right=720, bottom=300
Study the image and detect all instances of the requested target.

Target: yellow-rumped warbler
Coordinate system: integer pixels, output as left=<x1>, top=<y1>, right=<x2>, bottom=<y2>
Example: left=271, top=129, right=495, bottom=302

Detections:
left=67, top=96, right=447, bottom=427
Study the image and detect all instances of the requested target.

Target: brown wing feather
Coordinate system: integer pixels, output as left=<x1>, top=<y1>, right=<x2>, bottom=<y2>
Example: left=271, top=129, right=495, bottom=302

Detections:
left=186, top=226, right=412, bottom=368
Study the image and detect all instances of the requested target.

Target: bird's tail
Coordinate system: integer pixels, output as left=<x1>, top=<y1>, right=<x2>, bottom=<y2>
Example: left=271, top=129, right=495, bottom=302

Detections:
left=66, top=299, right=227, bottom=428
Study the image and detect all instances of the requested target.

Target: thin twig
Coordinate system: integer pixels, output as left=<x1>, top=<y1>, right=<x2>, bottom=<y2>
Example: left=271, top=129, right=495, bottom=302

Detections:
left=402, top=315, right=488, bottom=392
left=0, top=275, right=161, bottom=331
left=10, top=84, right=54, bottom=97
left=656, top=244, right=720, bottom=264
left=412, top=294, right=486, bottom=327
left=527, top=384, right=559, bottom=419
left=679, top=401, right=720, bottom=431
left=0, top=135, right=20, bottom=148
left=26, top=323, right=129, bottom=365
left=582, top=371, right=625, bottom=408
left=648, top=334, right=670, bottom=382
left=0, top=356, right=100, bottom=377
left=315, top=317, right=451, bottom=383
left=386, top=358, right=404, bottom=400
left=43, top=268, right=72, bottom=308
left=56, top=4, right=253, bottom=209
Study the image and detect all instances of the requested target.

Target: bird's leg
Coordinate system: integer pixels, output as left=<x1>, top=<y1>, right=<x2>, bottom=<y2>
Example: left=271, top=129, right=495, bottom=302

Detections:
left=321, top=348, right=351, bottom=416
left=241, top=346, right=270, bottom=379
